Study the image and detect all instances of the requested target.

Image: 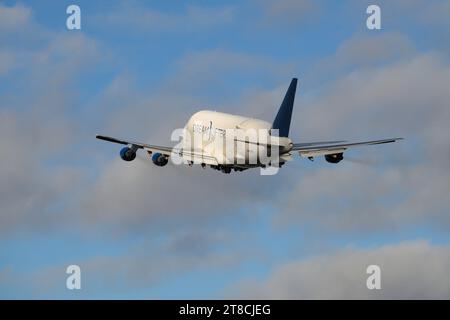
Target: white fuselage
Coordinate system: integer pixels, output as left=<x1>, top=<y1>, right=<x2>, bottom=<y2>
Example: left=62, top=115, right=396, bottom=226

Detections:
left=179, top=110, right=292, bottom=168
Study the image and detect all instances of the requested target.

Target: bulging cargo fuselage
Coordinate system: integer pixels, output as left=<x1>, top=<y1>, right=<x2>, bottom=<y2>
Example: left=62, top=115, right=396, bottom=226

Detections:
left=179, top=110, right=293, bottom=170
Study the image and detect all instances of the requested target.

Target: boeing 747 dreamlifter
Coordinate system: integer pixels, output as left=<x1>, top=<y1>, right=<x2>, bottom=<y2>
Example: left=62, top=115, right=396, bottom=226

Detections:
left=96, top=78, right=402, bottom=174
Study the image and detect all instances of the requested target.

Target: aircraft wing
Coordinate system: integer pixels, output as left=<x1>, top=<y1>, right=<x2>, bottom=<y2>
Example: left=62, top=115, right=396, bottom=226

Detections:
left=292, top=140, right=347, bottom=148
left=96, top=134, right=221, bottom=165
left=292, top=138, right=403, bottom=157
left=96, top=134, right=173, bottom=155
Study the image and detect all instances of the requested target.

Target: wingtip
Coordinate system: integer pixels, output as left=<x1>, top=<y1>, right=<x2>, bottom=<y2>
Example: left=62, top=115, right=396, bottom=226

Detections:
left=96, top=134, right=107, bottom=140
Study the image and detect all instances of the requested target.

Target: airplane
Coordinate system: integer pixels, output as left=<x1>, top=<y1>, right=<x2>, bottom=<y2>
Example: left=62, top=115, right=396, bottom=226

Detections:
left=96, top=78, right=402, bottom=174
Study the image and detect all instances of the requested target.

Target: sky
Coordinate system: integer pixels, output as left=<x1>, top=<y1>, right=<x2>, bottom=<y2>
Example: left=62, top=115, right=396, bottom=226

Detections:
left=1, top=0, right=450, bottom=299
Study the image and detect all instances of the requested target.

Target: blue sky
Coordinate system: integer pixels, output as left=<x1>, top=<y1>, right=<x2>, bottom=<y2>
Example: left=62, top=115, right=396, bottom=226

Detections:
left=1, top=0, right=450, bottom=299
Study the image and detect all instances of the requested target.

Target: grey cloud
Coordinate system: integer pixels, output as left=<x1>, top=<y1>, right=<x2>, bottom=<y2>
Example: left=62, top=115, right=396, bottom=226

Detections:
left=373, top=0, right=450, bottom=28
left=326, top=33, right=415, bottom=72
left=338, top=33, right=413, bottom=60
left=1, top=1, right=450, bottom=299
left=94, top=2, right=234, bottom=33
left=164, top=49, right=294, bottom=94
left=0, top=3, right=292, bottom=237
left=254, top=0, right=319, bottom=25
left=0, top=6, right=105, bottom=235
left=165, top=229, right=231, bottom=256
left=278, top=51, right=450, bottom=233
left=76, top=244, right=243, bottom=296
left=297, top=52, right=450, bottom=145
left=0, top=3, right=50, bottom=47
left=276, top=160, right=449, bottom=233
left=90, top=49, right=294, bottom=143
left=1, top=1, right=448, bottom=240
left=2, top=228, right=252, bottom=298
left=0, top=110, right=84, bottom=234
left=349, top=0, right=450, bottom=51
left=275, top=166, right=405, bottom=232
left=226, top=85, right=290, bottom=122
left=422, top=1, right=450, bottom=29
left=0, top=3, right=31, bottom=30
left=78, top=156, right=281, bottom=233
left=74, top=49, right=294, bottom=233
left=0, top=50, right=15, bottom=75
left=229, top=240, right=450, bottom=299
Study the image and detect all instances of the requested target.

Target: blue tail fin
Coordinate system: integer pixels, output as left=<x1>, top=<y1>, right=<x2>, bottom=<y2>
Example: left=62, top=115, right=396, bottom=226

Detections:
left=272, top=78, right=297, bottom=137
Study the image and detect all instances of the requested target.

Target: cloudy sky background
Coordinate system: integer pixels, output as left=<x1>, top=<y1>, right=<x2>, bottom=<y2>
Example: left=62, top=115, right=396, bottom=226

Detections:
left=1, top=0, right=450, bottom=299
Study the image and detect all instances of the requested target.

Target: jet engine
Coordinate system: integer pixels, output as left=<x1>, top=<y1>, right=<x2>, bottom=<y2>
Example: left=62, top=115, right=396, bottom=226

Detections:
left=119, top=147, right=136, bottom=161
left=325, top=152, right=343, bottom=164
left=152, top=153, right=168, bottom=167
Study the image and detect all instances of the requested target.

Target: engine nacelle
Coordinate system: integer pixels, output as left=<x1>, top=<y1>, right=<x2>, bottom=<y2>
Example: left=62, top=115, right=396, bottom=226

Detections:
left=325, top=152, right=343, bottom=164
left=120, top=147, right=136, bottom=161
left=152, top=152, right=168, bottom=167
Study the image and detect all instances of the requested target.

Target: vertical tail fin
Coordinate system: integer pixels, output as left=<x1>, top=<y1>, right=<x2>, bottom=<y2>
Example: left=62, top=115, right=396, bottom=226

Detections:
left=272, top=78, right=297, bottom=137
